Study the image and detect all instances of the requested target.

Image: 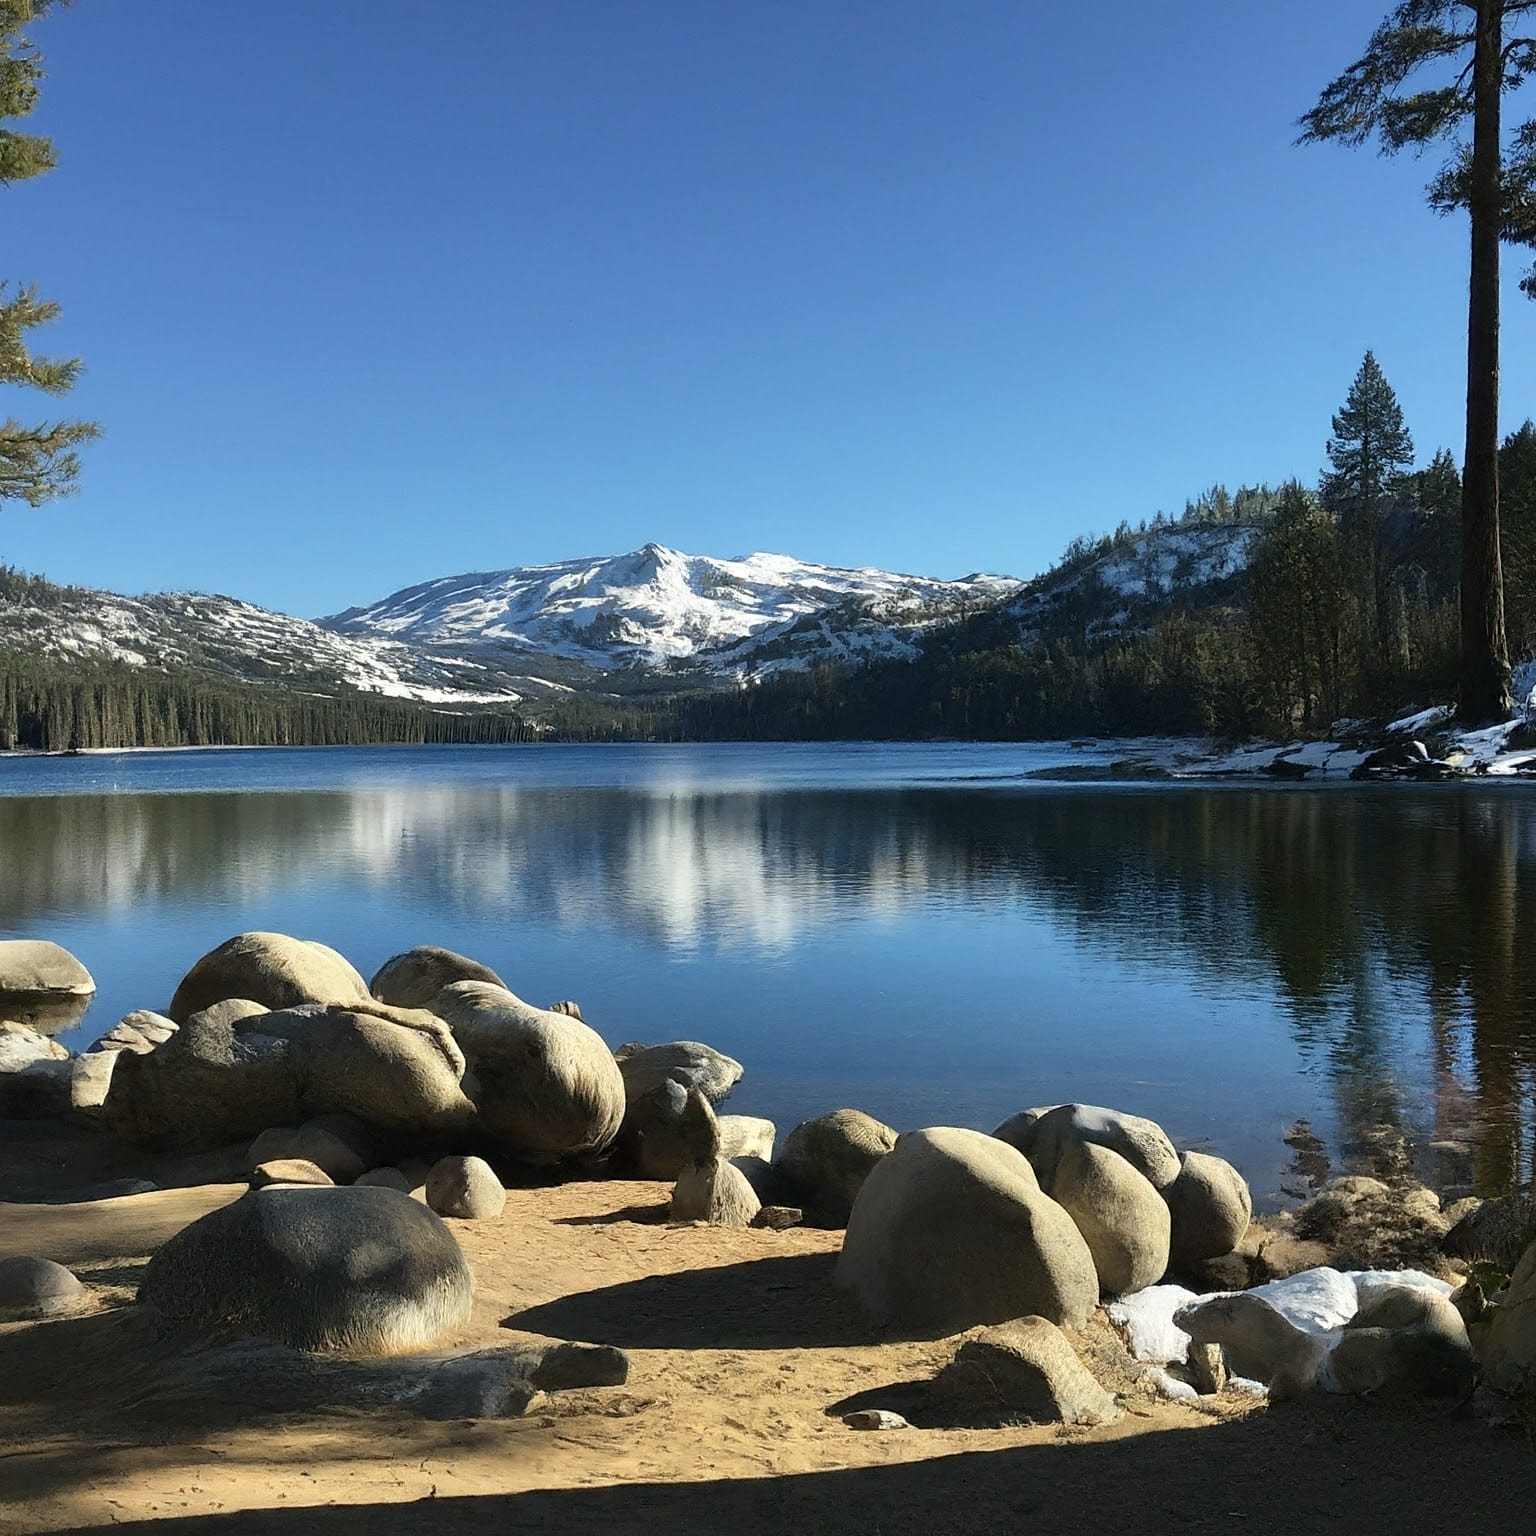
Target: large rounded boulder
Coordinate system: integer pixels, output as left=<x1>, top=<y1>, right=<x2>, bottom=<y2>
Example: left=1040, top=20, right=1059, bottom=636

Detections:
left=104, top=1002, right=473, bottom=1150
left=1163, top=1149, right=1252, bottom=1268
left=370, top=946, right=508, bottom=1010
left=1477, top=1236, right=1536, bottom=1394
left=0, top=1255, right=86, bottom=1322
left=433, top=982, right=624, bottom=1164
left=168, top=933, right=370, bottom=1023
left=1043, top=1137, right=1170, bottom=1297
left=835, top=1126, right=1098, bottom=1336
left=995, top=1103, right=1181, bottom=1191
left=139, top=1185, right=473, bottom=1353
left=0, top=939, right=95, bottom=1001
left=776, top=1108, right=899, bottom=1228
left=613, top=1040, right=743, bottom=1104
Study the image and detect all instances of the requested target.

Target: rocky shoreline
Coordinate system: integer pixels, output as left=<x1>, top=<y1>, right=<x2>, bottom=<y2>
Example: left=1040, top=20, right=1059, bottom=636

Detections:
left=3, top=930, right=1536, bottom=1530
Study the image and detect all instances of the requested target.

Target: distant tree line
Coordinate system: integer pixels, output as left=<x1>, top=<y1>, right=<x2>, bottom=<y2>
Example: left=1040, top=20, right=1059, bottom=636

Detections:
left=674, top=356, right=1536, bottom=744
left=0, top=653, right=536, bottom=751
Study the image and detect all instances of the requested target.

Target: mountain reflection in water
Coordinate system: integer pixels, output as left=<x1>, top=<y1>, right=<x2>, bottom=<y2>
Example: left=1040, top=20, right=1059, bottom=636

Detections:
left=1, top=762, right=1532, bottom=1206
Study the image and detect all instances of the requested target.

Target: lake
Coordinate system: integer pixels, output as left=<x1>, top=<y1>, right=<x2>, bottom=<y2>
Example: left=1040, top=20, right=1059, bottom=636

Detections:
left=2, top=741, right=1533, bottom=1209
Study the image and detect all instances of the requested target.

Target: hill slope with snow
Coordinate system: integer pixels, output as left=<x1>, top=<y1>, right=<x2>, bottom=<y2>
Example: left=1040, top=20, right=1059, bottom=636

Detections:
left=323, top=543, right=1019, bottom=680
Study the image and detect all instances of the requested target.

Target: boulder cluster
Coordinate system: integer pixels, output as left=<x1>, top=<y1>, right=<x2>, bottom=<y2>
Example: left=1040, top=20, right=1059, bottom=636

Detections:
left=5, top=930, right=1536, bottom=1428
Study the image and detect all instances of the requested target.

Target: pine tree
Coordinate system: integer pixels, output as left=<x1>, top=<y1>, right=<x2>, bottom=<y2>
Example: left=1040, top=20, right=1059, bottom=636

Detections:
left=1498, top=419, right=1536, bottom=648
left=1, top=0, right=97, bottom=509
left=1299, top=1, right=1536, bottom=723
left=1319, top=352, right=1415, bottom=683
left=1321, top=352, right=1415, bottom=530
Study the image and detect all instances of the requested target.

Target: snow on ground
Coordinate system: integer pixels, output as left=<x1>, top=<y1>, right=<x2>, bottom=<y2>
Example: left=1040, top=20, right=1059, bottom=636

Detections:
left=1109, top=1267, right=1454, bottom=1399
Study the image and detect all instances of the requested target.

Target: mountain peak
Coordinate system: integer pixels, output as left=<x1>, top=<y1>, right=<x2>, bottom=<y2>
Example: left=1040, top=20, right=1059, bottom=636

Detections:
left=323, top=545, right=1019, bottom=676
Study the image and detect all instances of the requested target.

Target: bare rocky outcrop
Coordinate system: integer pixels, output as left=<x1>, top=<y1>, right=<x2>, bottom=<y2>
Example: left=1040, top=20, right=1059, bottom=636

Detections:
left=836, top=1127, right=1098, bottom=1336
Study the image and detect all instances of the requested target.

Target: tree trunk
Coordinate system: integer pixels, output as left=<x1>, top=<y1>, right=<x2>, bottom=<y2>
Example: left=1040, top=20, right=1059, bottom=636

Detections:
left=1459, top=0, right=1513, bottom=724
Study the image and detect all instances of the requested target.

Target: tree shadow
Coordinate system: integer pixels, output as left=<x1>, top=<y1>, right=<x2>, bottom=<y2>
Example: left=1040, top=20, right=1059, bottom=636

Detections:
left=33, top=1405, right=1536, bottom=1536
left=502, top=1251, right=869, bottom=1350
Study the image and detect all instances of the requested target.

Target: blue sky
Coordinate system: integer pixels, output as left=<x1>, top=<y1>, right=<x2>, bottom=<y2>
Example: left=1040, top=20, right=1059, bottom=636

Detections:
left=6, top=0, right=1536, bottom=616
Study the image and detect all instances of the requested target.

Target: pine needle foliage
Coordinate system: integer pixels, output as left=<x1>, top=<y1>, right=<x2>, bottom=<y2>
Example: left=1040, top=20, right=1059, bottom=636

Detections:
left=1299, top=1, right=1536, bottom=723
left=1, top=0, right=97, bottom=510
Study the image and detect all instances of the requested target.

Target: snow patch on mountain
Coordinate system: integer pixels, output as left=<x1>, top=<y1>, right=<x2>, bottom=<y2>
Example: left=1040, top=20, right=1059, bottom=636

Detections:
left=324, top=543, right=1018, bottom=674
left=0, top=585, right=525, bottom=706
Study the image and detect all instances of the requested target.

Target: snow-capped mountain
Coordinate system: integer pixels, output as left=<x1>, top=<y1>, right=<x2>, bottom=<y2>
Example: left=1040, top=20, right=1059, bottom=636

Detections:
left=323, top=543, right=1019, bottom=679
left=0, top=582, right=557, bottom=706
left=0, top=545, right=1022, bottom=715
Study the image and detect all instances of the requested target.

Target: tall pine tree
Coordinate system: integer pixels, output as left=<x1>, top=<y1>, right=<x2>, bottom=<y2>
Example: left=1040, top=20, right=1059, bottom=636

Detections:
left=1299, top=1, right=1536, bottom=723
left=1320, top=351, right=1415, bottom=683
left=1, top=0, right=96, bottom=509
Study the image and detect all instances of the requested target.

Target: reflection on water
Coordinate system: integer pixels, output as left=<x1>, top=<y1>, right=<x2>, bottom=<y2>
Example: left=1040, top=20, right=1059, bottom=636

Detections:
left=1, top=751, right=1533, bottom=1205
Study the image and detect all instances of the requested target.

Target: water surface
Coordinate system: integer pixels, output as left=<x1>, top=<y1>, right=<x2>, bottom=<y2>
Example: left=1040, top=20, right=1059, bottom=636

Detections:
left=2, top=742, right=1532, bottom=1208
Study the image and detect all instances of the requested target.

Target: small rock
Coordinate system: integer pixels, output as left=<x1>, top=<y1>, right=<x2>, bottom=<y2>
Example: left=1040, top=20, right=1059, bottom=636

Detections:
left=548, top=1000, right=584, bottom=1021
left=355, top=1167, right=412, bottom=1192
left=671, top=1156, right=761, bottom=1227
left=248, top=1125, right=367, bottom=1185
left=1188, top=1341, right=1227, bottom=1395
left=751, top=1205, right=804, bottom=1231
left=843, top=1409, right=910, bottom=1431
left=0, top=1255, right=86, bottom=1322
left=717, top=1114, right=775, bottom=1163
left=425, top=1155, right=506, bottom=1220
left=250, top=1158, right=335, bottom=1188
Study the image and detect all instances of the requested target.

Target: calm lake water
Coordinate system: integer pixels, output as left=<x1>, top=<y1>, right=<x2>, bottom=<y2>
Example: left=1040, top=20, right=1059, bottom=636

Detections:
left=2, top=741, right=1533, bottom=1209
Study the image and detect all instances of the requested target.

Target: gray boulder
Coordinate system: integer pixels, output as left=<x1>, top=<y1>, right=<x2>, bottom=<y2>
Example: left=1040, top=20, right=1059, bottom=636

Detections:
left=90, top=1010, right=180, bottom=1055
left=931, top=1318, right=1121, bottom=1426
left=369, top=945, right=508, bottom=1010
left=355, top=1166, right=412, bottom=1192
left=777, top=1108, right=899, bottom=1228
left=248, top=1124, right=366, bottom=1184
left=1041, top=1137, right=1170, bottom=1297
left=619, top=1074, right=720, bottom=1179
left=0, top=1255, right=86, bottom=1322
left=1476, top=1236, right=1536, bottom=1395
left=718, top=1115, right=775, bottom=1162
left=104, top=1002, right=472, bottom=1151
left=1174, top=1291, right=1328, bottom=1397
left=168, top=932, right=370, bottom=1023
left=613, top=1040, right=743, bottom=1104
left=0, top=1057, right=73, bottom=1119
left=1163, top=1149, right=1252, bottom=1268
left=0, top=1023, right=69, bottom=1073
left=250, top=1158, right=334, bottom=1188
left=836, top=1127, right=1099, bottom=1336
left=426, top=1155, right=506, bottom=1220
left=995, top=1102, right=1181, bottom=1190
left=139, top=1185, right=473, bottom=1352
left=433, top=981, right=624, bottom=1164
left=670, top=1156, right=762, bottom=1227
left=0, top=939, right=95, bottom=1000
left=1330, top=1284, right=1477, bottom=1398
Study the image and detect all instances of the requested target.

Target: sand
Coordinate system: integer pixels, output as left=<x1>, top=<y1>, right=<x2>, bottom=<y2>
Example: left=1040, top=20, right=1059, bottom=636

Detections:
left=0, top=1171, right=1531, bottom=1536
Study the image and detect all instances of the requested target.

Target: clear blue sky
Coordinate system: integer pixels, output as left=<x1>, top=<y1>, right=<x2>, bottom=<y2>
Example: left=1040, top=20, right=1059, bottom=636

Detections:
left=7, top=0, right=1536, bottom=617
